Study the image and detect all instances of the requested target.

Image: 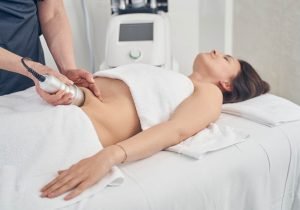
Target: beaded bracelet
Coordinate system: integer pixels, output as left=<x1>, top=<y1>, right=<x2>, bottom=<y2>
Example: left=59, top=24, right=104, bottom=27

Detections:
left=115, top=144, right=127, bottom=164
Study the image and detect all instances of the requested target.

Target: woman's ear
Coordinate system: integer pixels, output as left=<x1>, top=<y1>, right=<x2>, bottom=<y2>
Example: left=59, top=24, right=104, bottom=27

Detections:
left=219, top=81, right=233, bottom=92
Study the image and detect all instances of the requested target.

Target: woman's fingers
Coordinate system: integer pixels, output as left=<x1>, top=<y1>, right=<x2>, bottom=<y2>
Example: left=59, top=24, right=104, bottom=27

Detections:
left=64, top=180, right=92, bottom=200
left=41, top=171, right=99, bottom=200
left=41, top=171, right=71, bottom=194
left=46, top=177, right=83, bottom=198
left=40, top=177, right=60, bottom=193
left=40, top=153, right=111, bottom=200
left=41, top=161, right=89, bottom=198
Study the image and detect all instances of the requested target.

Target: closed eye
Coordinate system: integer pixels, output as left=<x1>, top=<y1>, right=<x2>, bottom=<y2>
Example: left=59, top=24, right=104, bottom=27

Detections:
left=224, top=54, right=233, bottom=63
left=224, top=56, right=230, bottom=62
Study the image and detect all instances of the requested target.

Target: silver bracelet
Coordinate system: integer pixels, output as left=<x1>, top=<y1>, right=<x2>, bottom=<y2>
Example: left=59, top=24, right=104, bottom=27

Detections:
left=115, top=144, right=127, bottom=164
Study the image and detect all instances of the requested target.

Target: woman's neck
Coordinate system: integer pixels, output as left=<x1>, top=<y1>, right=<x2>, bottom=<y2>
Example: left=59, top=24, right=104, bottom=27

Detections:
left=188, top=72, right=218, bottom=88
left=188, top=72, right=203, bottom=84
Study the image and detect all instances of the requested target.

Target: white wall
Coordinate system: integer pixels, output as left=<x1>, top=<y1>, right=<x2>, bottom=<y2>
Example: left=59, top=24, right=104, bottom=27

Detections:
left=168, top=0, right=199, bottom=75
left=233, top=0, right=300, bottom=105
left=42, top=0, right=227, bottom=76
left=198, top=0, right=225, bottom=53
left=41, top=0, right=94, bottom=71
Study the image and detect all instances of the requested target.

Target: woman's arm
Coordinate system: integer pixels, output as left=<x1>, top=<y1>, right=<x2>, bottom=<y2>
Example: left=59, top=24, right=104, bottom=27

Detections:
left=110, top=83, right=223, bottom=164
left=40, top=83, right=222, bottom=200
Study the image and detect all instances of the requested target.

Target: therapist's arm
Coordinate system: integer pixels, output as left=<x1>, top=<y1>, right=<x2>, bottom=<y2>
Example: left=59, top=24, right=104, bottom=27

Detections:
left=37, top=0, right=76, bottom=72
left=40, top=83, right=222, bottom=200
left=0, top=47, right=75, bottom=105
left=0, top=47, right=72, bottom=85
left=37, top=0, right=101, bottom=97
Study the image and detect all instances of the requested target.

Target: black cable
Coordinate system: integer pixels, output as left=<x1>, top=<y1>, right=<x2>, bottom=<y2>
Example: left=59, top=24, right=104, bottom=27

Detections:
left=21, top=57, right=46, bottom=82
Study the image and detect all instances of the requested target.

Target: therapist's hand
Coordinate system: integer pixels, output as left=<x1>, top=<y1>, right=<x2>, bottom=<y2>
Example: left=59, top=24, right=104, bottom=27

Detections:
left=25, top=61, right=75, bottom=106
left=62, top=69, right=102, bottom=100
left=40, top=149, right=115, bottom=200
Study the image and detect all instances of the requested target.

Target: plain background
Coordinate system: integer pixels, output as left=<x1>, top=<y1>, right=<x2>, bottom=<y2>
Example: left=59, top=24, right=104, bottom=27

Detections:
left=41, top=0, right=300, bottom=105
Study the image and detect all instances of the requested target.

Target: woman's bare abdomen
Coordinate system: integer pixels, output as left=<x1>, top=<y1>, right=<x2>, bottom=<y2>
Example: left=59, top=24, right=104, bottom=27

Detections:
left=80, top=77, right=141, bottom=147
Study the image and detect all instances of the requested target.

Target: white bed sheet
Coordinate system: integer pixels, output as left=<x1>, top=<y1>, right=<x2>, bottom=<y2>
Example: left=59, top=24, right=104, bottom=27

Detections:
left=59, top=113, right=300, bottom=210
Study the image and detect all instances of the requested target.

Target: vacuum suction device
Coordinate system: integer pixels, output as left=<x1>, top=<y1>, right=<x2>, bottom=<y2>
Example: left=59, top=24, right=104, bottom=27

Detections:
left=21, top=57, right=85, bottom=106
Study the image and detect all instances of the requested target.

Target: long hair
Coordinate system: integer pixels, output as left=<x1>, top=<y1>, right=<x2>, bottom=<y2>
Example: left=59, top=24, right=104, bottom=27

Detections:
left=223, top=60, right=270, bottom=104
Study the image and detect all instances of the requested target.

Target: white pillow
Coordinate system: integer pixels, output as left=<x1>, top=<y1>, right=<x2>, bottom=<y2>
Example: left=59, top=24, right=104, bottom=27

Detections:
left=221, top=94, right=300, bottom=127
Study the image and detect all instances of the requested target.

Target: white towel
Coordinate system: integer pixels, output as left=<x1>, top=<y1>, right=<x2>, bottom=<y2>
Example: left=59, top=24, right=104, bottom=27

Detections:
left=0, top=87, right=124, bottom=210
left=222, top=93, right=300, bottom=127
left=94, top=63, right=194, bottom=130
left=0, top=166, right=17, bottom=210
left=95, top=64, right=249, bottom=159
left=166, top=123, right=249, bottom=159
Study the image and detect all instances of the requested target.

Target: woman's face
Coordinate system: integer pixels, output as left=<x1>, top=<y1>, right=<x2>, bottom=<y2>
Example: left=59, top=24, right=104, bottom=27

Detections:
left=193, top=50, right=241, bottom=90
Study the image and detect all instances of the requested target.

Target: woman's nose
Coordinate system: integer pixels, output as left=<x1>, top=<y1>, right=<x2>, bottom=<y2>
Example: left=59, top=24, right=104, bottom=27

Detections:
left=212, top=50, right=222, bottom=58
left=214, top=49, right=221, bottom=55
left=210, top=49, right=219, bottom=58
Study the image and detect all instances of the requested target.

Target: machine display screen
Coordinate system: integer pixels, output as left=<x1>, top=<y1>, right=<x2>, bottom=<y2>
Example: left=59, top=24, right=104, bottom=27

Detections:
left=119, top=23, right=153, bottom=41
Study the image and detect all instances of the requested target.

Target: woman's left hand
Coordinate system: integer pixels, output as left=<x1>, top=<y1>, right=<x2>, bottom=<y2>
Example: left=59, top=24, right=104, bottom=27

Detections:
left=40, top=150, right=114, bottom=200
left=63, top=69, right=103, bottom=100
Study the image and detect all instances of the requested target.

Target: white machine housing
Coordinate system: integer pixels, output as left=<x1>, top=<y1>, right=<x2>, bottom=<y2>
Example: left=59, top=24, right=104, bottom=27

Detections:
left=101, top=12, right=177, bottom=71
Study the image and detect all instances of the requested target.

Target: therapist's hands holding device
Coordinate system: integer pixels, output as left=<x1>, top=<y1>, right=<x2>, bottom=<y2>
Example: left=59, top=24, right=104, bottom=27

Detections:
left=20, top=57, right=75, bottom=106
left=21, top=57, right=91, bottom=106
left=39, top=67, right=102, bottom=106
left=23, top=58, right=102, bottom=106
left=35, top=67, right=102, bottom=106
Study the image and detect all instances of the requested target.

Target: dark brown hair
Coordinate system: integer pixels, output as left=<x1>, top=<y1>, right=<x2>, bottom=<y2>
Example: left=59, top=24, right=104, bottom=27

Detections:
left=223, top=59, right=270, bottom=104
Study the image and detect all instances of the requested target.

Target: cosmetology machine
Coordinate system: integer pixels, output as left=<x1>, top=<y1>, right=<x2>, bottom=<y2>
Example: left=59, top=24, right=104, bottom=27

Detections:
left=24, top=0, right=174, bottom=107
left=100, top=0, right=178, bottom=71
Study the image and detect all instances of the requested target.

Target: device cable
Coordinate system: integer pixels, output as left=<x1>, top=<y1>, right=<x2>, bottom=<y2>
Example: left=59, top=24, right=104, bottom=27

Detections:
left=21, top=57, right=46, bottom=82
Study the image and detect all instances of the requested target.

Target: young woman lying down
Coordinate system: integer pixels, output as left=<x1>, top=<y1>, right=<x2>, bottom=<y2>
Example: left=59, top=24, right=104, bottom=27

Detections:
left=40, top=50, right=270, bottom=200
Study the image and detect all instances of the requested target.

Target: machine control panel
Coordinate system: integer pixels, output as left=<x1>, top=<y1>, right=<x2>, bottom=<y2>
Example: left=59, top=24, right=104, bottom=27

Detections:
left=105, top=13, right=167, bottom=67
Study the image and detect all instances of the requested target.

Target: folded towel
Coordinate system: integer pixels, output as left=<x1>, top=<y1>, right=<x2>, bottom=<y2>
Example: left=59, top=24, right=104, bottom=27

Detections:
left=0, top=87, right=124, bottom=210
left=222, top=94, right=300, bottom=127
left=166, top=123, right=249, bottom=159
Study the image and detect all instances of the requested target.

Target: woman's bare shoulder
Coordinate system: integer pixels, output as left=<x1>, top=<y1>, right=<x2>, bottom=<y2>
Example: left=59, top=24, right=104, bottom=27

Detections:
left=194, top=82, right=222, bottom=98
